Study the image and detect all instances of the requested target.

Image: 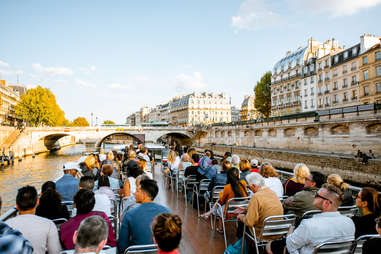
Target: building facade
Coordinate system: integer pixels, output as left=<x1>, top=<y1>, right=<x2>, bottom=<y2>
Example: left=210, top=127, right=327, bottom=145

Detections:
left=359, top=41, right=381, bottom=104
left=231, top=106, right=240, bottom=122
left=170, top=92, right=231, bottom=126
left=240, top=95, right=258, bottom=121
left=0, top=80, right=21, bottom=126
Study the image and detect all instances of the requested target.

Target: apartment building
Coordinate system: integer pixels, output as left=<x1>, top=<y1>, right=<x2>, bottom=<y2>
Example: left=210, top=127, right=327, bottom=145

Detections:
left=240, top=95, right=258, bottom=121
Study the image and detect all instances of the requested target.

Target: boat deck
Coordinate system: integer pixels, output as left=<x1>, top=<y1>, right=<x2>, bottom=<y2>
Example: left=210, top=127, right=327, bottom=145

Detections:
left=153, top=164, right=227, bottom=254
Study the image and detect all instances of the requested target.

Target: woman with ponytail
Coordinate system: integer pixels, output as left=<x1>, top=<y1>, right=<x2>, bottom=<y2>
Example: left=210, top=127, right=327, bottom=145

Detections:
left=327, top=174, right=354, bottom=206
left=352, top=187, right=381, bottom=237
left=152, top=213, right=182, bottom=254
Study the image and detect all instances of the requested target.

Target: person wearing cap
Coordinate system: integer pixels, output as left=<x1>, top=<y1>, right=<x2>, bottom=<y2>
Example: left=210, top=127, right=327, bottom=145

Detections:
left=250, top=159, right=260, bottom=173
left=56, top=162, right=81, bottom=202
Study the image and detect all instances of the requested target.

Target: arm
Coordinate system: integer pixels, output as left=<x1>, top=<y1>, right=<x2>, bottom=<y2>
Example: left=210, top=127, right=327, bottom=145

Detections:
left=218, top=185, right=229, bottom=205
left=286, top=220, right=310, bottom=254
left=240, top=196, right=259, bottom=227
left=208, top=175, right=216, bottom=192
left=47, top=222, right=62, bottom=253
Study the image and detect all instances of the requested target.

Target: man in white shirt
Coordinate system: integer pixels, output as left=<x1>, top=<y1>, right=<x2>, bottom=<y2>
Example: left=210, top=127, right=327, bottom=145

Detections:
left=6, top=186, right=61, bottom=254
left=267, top=183, right=355, bottom=254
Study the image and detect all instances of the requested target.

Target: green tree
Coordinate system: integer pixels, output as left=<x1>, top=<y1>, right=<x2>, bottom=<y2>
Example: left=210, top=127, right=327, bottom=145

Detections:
left=71, top=117, right=89, bottom=127
left=103, top=120, right=115, bottom=125
left=15, top=85, right=67, bottom=126
left=254, top=72, right=272, bottom=118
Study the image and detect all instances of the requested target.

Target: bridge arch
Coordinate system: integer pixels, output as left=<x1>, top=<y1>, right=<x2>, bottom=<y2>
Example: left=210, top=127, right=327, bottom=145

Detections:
left=156, top=132, right=193, bottom=146
left=40, top=133, right=75, bottom=151
left=95, top=132, right=144, bottom=148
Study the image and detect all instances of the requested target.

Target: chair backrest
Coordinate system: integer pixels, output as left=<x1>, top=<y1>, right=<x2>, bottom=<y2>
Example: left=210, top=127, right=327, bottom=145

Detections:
left=224, top=197, right=250, bottom=218
left=338, top=205, right=358, bottom=218
left=352, top=234, right=380, bottom=254
left=210, top=185, right=225, bottom=203
left=259, top=214, right=296, bottom=241
left=300, top=210, right=322, bottom=221
left=199, top=179, right=211, bottom=192
left=52, top=218, right=68, bottom=229
left=62, top=201, right=75, bottom=217
left=125, top=244, right=158, bottom=254
left=313, top=239, right=355, bottom=254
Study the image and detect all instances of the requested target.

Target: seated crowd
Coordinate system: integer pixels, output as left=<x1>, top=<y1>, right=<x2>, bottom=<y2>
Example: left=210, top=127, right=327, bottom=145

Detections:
left=1, top=145, right=380, bottom=254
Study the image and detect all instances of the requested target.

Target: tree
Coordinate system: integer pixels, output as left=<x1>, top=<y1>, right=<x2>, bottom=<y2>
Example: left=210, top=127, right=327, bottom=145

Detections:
left=71, top=117, right=89, bottom=127
left=15, top=85, right=67, bottom=126
left=254, top=72, right=272, bottom=118
left=103, top=120, right=115, bottom=125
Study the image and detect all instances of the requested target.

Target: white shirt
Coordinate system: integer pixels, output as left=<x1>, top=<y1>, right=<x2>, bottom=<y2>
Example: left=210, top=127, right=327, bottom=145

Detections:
left=264, top=177, right=284, bottom=198
left=93, top=193, right=112, bottom=217
left=286, top=211, right=355, bottom=254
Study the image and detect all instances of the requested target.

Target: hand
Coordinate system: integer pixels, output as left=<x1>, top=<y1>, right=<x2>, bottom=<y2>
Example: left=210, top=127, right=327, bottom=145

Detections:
left=237, top=214, right=244, bottom=222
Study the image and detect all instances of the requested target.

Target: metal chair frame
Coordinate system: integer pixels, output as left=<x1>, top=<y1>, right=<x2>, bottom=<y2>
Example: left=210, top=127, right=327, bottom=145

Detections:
left=352, top=234, right=381, bottom=254
left=208, top=185, right=225, bottom=229
left=338, top=205, right=358, bottom=218
left=241, top=214, right=296, bottom=254
left=124, top=244, right=158, bottom=254
left=313, top=239, right=356, bottom=254
left=193, top=178, right=211, bottom=217
left=183, top=175, right=198, bottom=206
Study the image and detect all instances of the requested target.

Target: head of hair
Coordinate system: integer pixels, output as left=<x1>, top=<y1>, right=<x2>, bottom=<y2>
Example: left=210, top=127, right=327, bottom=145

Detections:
left=79, top=162, right=89, bottom=171
left=168, top=150, right=178, bottom=164
left=187, top=147, right=196, bottom=157
left=311, top=171, right=326, bottom=188
left=231, top=155, right=240, bottom=166
left=245, top=172, right=265, bottom=187
left=141, top=147, right=148, bottom=153
left=360, top=187, right=381, bottom=215
left=137, top=159, right=147, bottom=170
left=222, top=160, right=232, bottom=172
left=293, top=163, right=310, bottom=184
left=128, top=150, right=136, bottom=159
left=205, top=151, right=211, bottom=158
left=181, top=153, right=191, bottom=162
left=260, top=164, right=279, bottom=178
left=136, top=174, right=150, bottom=187
left=224, top=152, right=231, bottom=157
left=75, top=215, right=108, bottom=250
left=127, top=161, right=143, bottom=178
left=98, top=175, right=110, bottom=188
left=16, top=185, right=38, bottom=211
left=139, top=179, right=159, bottom=200
left=327, top=174, right=349, bottom=191
left=102, top=164, right=113, bottom=176
left=79, top=176, right=95, bottom=190
left=212, top=159, right=219, bottom=165
left=191, top=153, right=200, bottom=164
left=74, top=189, right=95, bottom=214
left=152, top=213, right=182, bottom=252
left=238, top=159, right=250, bottom=172
left=321, top=183, right=344, bottom=208
left=227, top=168, right=245, bottom=197
left=38, top=189, right=62, bottom=212
left=106, top=151, right=114, bottom=161
left=41, top=181, right=56, bottom=193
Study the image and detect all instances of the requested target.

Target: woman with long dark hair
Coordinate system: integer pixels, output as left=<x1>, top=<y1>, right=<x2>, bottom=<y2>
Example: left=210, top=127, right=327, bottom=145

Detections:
left=218, top=168, right=248, bottom=210
left=36, top=189, right=70, bottom=220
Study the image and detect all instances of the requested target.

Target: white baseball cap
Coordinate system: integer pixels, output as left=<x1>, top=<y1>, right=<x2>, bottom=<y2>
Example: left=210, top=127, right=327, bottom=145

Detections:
left=63, top=162, right=81, bottom=172
left=250, top=159, right=259, bottom=167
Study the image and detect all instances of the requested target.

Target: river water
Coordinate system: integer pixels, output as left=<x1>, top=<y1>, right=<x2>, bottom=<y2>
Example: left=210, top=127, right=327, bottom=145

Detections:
left=0, top=144, right=113, bottom=213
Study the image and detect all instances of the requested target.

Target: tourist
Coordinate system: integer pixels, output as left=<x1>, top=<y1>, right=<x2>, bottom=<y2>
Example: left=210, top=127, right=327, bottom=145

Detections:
left=283, top=163, right=310, bottom=196
left=168, top=150, right=180, bottom=176
left=187, top=147, right=197, bottom=161
left=79, top=176, right=112, bottom=217
left=208, top=160, right=230, bottom=192
left=368, top=149, right=376, bottom=159
left=6, top=186, right=62, bottom=254
left=119, top=160, right=143, bottom=198
left=209, top=158, right=221, bottom=179
left=239, top=159, right=251, bottom=184
left=72, top=216, right=109, bottom=254
left=138, top=146, right=152, bottom=172
left=184, top=153, right=200, bottom=177
left=36, top=188, right=70, bottom=220
left=100, top=151, right=119, bottom=179
left=260, top=163, right=284, bottom=198
left=120, top=174, right=150, bottom=217
left=222, top=152, right=232, bottom=164
left=40, top=181, right=55, bottom=194
left=250, top=159, right=260, bottom=173
left=267, top=184, right=355, bottom=254
left=117, top=179, right=170, bottom=253
left=152, top=213, right=182, bottom=254
left=94, top=164, right=119, bottom=190
left=137, top=155, right=152, bottom=178
left=59, top=189, right=116, bottom=250
left=284, top=171, right=326, bottom=218
left=84, top=155, right=100, bottom=180
left=351, top=187, right=381, bottom=238
left=198, top=150, right=214, bottom=180
left=178, top=153, right=192, bottom=172
left=362, top=216, right=381, bottom=254
left=237, top=172, right=283, bottom=248
left=56, top=162, right=80, bottom=201
left=0, top=196, right=33, bottom=254
left=231, top=154, right=240, bottom=169
left=327, top=174, right=354, bottom=206
left=95, top=175, right=116, bottom=201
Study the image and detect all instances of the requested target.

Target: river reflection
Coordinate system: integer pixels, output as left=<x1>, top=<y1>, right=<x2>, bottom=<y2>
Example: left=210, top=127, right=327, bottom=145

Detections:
left=0, top=144, right=113, bottom=213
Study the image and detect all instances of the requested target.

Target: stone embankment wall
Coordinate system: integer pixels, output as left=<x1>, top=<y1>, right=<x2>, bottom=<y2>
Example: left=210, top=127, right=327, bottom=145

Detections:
left=199, top=144, right=381, bottom=187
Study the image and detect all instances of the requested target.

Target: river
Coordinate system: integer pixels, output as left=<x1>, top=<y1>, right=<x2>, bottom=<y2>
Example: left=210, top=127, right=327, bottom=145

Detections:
left=0, top=144, right=115, bottom=213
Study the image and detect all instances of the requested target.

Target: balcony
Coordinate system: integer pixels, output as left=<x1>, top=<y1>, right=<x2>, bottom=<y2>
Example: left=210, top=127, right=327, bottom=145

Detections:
left=333, top=100, right=338, bottom=104
left=318, top=67, right=323, bottom=71
left=351, top=96, right=358, bottom=100
left=351, top=67, right=357, bottom=71
left=333, top=87, right=338, bottom=91
left=318, top=79, right=323, bottom=83
left=333, top=73, right=338, bottom=77
left=343, top=70, right=348, bottom=74
left=318, top=104, right=323, bottom=108
left=342, top=84, right=348, bottom=88
left=325, top=77, right=330, bottom=81
left=318, top=92, right=323, bottom=96
left=325, top=103, right=330, bottom=107
left=343, top=98, right=348, bottom=102
left=293, top=101, right=301, bottom=106
left=364, top=93, right=370, bottom=96
left=351, top=81, right=358, bottom=86
left=324, top=90, right=330, bottom=94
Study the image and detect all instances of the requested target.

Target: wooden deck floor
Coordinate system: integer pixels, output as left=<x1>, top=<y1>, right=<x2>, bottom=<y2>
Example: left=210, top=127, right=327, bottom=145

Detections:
left=153, top=164, right=227, bottom=254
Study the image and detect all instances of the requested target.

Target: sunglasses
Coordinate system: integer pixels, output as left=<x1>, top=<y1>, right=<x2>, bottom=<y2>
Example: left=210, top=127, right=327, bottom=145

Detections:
left=315, top=193, right=332, bottom=203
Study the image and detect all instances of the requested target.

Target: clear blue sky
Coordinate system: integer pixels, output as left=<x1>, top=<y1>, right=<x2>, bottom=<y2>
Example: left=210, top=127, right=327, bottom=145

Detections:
left=1, top=0, right=380, bottom=123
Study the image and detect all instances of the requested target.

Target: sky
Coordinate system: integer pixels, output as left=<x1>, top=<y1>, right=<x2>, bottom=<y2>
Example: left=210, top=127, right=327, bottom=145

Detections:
left=0, top=0, right=380, bottom=124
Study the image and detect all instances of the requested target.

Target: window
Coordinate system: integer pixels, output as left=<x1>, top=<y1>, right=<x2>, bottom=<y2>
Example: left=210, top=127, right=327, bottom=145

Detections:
left=311, top=99, right=314, bottom=107
left=343, top=79, right=348, bottom=87
left=334, top=82, right=338, bottom=90
left=310, top=65, right=315, bottom=72
left=304, top=66, right=308, bottom=74
left=352, top=75, right=357, bottom=83
left=377, top=66, right=381, bottom=76
left=364, top=85, right=369, bottom=96
left=334, top=94, right=338, bottom=103
left=377, top=83, right=381, bottom=93
left=304, top=79, right=307, bottom=86
left=319, top=63, right=323, bottom=69
left=344, top=51, right=348, bottom=59
left=319, top=74, right=323, bottom=82
left=343, top=92, right=348, bottom=101
left=333, top=69, right=338, bottom=77
left=325, top=72, right=330, bottom=80
left=304, top=89, right=307, bottom=97
left=376, top=51, right=381, bottom=61
left=311, top=87, right=314, bottom=95
left=363, top=70, right=369, bottom=80
left=311, top=76, right=315, bottom=83
left=343, top=65, right=347, bottom=73
left=334, top=55, right=339, bottom=63
left=325, top=59, right=329, bottom=67
left=363, top=56, right=368, bottom=65
left=352, top=62, right=357, bottom=70
left=352, top=47, right=357, bottom=55
left=304, top=100, right=307, bottom=109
